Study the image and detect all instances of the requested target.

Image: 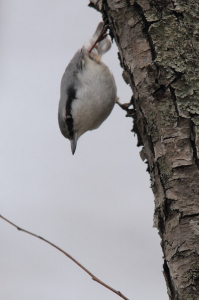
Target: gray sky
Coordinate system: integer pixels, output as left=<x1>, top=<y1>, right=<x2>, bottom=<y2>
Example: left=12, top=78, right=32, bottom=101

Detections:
left=0, top=1, right=167, bottom=299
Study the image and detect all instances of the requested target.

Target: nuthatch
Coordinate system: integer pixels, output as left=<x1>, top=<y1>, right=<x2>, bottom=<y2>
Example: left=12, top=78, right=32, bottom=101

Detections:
left=58, top=22, right=117, bottom=154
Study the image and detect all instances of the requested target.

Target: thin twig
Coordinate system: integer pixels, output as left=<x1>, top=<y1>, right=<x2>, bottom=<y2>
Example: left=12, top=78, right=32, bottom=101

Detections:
left=0, top=214, right=129, bottom=300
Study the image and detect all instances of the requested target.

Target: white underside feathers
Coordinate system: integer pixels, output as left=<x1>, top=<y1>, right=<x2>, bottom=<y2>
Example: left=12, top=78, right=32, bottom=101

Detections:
left=71, top=54, right=117, bottom=139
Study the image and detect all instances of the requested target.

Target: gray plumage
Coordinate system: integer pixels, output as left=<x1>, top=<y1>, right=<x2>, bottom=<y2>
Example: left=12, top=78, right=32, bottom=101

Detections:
left=58, top=22, right=117, bottom=154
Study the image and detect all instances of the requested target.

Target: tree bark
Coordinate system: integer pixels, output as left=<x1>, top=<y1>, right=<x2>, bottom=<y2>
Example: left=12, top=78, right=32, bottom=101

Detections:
left=89, top=1, right=199, bottom=299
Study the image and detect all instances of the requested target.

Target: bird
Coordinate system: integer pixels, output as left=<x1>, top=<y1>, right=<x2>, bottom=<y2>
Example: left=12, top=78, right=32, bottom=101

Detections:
left=58, top=22, right=117, bottom=155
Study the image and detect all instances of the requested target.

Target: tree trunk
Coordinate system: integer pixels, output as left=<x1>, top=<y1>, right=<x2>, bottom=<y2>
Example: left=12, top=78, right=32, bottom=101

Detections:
left=89, top=0, right=199, bottom=299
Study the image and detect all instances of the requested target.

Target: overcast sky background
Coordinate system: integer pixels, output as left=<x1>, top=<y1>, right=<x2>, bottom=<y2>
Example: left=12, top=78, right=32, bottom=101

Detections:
left=0, top=1, right=168, bottom=299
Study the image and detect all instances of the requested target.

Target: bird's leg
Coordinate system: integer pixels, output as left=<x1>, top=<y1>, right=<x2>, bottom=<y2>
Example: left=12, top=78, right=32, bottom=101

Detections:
left=116, top=97, right=135, bottom=117
left=89, top=23, right=107, bottom=53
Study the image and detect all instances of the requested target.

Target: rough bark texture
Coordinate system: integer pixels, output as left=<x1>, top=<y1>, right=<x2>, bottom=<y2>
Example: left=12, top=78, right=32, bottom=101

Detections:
left=89, top=1, right=199, bottom=299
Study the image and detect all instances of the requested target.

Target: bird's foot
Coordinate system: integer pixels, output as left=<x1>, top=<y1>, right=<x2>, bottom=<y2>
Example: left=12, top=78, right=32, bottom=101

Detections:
left=89, top=23, right=107, bottom=53
left=116, top=98, right=135, bottom=117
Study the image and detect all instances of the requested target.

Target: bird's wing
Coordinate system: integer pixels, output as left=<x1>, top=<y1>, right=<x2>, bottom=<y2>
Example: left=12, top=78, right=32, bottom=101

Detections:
left=60, top=49, right=84, bottom=100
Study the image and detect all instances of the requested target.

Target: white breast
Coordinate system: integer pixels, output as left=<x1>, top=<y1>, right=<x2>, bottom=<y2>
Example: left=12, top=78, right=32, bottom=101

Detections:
left=71, top=54, right=117, bottom=139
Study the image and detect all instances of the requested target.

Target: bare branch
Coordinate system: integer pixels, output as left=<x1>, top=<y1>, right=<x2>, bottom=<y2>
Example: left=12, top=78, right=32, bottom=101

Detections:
left=0, top=214, right=130, bottom=300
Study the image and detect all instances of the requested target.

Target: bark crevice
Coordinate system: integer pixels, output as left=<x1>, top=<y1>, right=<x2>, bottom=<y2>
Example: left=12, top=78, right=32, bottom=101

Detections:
left=190, top=119, right=199, bottom=170
left=133, top=2, right=157, bottom=60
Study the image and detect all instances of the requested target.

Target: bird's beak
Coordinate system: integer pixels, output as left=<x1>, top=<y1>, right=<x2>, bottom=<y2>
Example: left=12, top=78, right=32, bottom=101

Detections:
left=70, top=132, right=77, bottom=155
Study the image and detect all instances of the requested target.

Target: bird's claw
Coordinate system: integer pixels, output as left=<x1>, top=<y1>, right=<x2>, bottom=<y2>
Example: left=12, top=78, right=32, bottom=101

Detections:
left=116, top=99, right=135, bottom=117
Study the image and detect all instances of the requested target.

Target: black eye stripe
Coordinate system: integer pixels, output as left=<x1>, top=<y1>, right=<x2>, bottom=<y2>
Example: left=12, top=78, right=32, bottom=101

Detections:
left=65, top=85, right=76, bottom=139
